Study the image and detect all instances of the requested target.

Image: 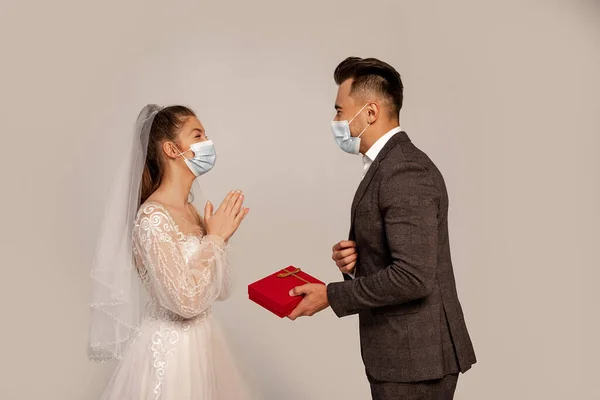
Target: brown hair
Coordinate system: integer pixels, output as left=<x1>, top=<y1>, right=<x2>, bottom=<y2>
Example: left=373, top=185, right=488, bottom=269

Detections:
left=334, top=57, right=404, bottom=118
left=140, top=105, right=196, bottom=205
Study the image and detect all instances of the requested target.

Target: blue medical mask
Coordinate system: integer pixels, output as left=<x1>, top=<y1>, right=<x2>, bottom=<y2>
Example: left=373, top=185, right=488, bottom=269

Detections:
left=177, top=140, right=217, bottom=177
left=331, top=103, right=371, bottom=155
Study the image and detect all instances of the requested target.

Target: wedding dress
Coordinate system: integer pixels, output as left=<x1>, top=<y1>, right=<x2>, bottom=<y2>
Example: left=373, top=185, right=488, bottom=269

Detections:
left=99, top=201, right=253, bottom=400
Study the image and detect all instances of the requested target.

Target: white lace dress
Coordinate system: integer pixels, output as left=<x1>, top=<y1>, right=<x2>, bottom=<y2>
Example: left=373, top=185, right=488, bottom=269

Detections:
left=99, top=202, right=254, bottom=400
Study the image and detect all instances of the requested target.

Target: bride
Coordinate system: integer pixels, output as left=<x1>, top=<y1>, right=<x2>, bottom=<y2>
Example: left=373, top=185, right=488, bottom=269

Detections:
left=88, top=104, right=254, bottom=399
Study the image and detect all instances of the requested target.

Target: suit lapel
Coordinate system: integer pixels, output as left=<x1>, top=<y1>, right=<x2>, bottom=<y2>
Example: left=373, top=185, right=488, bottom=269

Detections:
left=350, top=159, right=379, bottom=227
left=350, top=131, right=409, bottom=229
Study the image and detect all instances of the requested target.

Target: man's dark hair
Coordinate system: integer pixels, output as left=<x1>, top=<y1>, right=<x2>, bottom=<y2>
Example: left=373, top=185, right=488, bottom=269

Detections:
left=334, top=57, right=403, bottom=118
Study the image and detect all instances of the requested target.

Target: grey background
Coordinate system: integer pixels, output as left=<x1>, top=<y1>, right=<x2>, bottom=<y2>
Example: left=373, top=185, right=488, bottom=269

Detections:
left=0, top=0, right=598, bottom=399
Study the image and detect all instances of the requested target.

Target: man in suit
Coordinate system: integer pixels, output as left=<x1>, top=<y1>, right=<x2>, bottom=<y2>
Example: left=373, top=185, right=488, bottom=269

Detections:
left=288, top=57, right=476, bottom=399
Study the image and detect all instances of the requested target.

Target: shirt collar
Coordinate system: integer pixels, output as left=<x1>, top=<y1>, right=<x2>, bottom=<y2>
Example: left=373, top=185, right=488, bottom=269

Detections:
left=364, top=126, right=402, bottom=163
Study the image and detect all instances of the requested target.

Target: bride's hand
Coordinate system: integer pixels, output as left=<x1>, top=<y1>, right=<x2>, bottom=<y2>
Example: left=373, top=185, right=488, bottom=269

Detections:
left=204, top=190, right=249, bottom=242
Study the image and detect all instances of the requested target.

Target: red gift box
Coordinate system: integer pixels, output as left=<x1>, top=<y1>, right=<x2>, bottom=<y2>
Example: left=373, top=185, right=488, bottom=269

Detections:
left=248, top=266, right=324, bottom=318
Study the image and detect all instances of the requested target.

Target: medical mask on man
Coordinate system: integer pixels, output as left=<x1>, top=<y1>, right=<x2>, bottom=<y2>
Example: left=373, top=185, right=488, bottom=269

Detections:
left=331, top=103, right=371, bottom=155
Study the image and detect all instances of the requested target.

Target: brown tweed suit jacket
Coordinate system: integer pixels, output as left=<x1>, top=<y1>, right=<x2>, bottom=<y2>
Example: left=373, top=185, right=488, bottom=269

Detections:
left=327, top=131, right=476, bottom=382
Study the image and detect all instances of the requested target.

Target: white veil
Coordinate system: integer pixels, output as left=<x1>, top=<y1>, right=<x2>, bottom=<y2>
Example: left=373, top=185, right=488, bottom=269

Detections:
left=88, top=104, right=163, bottom=362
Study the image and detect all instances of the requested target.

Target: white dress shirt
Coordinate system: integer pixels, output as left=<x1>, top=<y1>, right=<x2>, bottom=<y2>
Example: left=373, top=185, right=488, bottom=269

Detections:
left=362, top=126, right=403, bottom=178
left=347, top=126, right=402, bottom=278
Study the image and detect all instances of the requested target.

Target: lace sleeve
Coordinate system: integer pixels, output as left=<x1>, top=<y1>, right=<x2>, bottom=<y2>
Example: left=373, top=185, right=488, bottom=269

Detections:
left=216, top=256, right=232, bottom=301
left=133, top=204, right=228, bottom=318
left=190, top=203, right=232, bottom=301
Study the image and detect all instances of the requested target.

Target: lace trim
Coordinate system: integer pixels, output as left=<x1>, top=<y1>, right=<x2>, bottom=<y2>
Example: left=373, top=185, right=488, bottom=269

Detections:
left=88, top=338, right=138, bottom=363
left=151, top=326, right=178, bottom=400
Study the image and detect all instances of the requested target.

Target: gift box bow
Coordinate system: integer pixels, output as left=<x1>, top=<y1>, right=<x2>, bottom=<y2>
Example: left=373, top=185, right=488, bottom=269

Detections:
left=276, top=267, right=310, bottom=284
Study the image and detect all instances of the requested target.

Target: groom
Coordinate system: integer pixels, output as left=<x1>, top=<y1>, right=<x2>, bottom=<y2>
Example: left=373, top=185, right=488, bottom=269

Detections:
left=288, top=57, right=476, bottom=399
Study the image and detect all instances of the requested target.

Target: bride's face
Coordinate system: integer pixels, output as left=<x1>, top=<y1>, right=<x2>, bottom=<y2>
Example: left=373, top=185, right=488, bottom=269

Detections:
left=176, top=116, right=208, bottom=153
left=161, top=116, right=209, bottom=176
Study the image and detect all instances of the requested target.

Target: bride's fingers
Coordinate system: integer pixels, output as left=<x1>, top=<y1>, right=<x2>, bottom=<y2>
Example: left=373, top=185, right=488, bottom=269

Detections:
left=217, top=191, right=236, bottom=213
left=224, top=191, right=241, bottom=213
left=234, top=208, right=249, bottom=225
left=231, top=193, right=244, bottom=216
left=226, top=190, right=242, bottom=215
left=204, top=201, right=213, bottom=222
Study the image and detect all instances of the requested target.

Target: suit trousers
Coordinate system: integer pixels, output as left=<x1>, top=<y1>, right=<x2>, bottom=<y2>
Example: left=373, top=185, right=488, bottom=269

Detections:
left=369, top=373, right=459, bottom=400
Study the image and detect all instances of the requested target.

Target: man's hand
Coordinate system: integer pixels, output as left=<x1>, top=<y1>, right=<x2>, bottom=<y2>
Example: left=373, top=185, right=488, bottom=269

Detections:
left=332, top=240, right=357, bottom=274
left=287, top=284, right=329, bottom=320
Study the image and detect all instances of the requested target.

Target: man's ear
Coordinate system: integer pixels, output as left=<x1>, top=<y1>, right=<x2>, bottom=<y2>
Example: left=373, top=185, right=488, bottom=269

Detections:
left=366, top=102, right=381, bottom=124
left=162, top=141, right=180, bottom=159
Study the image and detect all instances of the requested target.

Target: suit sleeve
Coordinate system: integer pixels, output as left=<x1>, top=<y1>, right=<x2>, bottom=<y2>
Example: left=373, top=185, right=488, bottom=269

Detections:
left=327, top=162, right=440, bottom=317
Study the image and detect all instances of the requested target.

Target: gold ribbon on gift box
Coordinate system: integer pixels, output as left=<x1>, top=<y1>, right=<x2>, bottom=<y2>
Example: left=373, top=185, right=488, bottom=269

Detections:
left=277, top=267, right=310, bottom=284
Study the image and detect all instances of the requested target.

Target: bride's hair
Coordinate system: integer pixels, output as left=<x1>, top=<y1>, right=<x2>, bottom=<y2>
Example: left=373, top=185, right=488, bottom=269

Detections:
left=140, top=105, right=196, bottom=205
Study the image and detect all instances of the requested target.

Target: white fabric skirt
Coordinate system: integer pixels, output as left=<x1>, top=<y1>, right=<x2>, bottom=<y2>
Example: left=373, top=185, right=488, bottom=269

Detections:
left=100, top=310, right=255, bottom=400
